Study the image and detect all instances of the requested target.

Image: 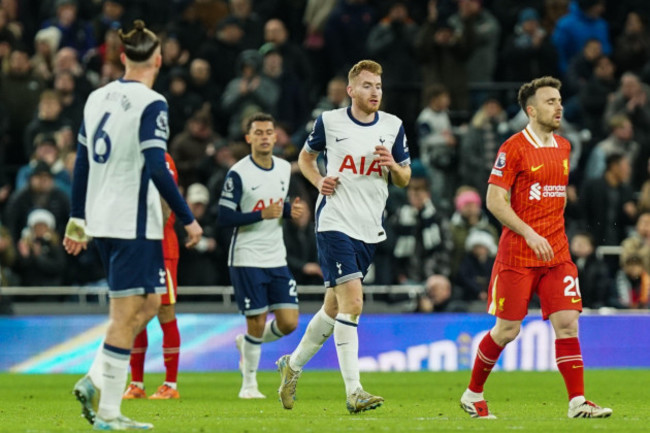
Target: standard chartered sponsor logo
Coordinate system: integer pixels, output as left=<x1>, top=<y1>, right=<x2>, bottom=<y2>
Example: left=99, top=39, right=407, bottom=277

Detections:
left=529, top=183, right=565, bottom=200
left=529, top=182, right=541, bottom=200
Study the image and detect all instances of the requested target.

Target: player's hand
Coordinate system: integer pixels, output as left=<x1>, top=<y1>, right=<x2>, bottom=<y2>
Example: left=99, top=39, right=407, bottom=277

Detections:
left=524, top=231, right=554, bottom=262
left=290, top=197, right=305, bottom=220
left=261, top=201, right=283, bottom=219
left=63, top=217, right=88, bottom=256
left=374, top=145, right=396, bottom=169
left=184, top=220, right=203, bottom=248
left=318, top=176, right=339, bottom=196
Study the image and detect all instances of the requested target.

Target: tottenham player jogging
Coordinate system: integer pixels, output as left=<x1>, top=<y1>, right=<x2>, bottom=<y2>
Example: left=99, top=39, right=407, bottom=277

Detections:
left=218, top=113, right=305, bottom=399
left=63, top=20, right=202, bottom=431
left=276, top=60, right=411, bottom=413
left=459, top=77, right=612, bottom=419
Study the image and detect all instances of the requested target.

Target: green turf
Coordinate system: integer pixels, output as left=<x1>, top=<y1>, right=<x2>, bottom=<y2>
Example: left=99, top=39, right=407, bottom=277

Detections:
left=0, top=370, right=646, bottom=432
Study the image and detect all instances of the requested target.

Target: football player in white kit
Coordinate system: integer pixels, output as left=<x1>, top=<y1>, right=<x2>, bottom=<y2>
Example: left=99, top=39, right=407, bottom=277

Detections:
left=277, top=60, right=411, bottom=413
left=218, top=112, right=305, bottom=399
left=63, top=20, right=202, bottom=430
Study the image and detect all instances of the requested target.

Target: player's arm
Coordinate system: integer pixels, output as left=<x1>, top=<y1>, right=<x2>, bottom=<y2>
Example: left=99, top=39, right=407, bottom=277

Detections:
left=139, top=100, right=201, bottom=247
left=63, top=122, right=89, bottom=256
left=299, top=114, right=338, bottom=195
left=217, top=171, right=282, bottom=227
left=486, top=183, right=554, bottom=262
left=375, top=124, right=411, bottom=188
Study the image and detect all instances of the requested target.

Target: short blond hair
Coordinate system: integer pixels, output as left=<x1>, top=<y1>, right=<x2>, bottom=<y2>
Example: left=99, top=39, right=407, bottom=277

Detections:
left=348, top=60, right=382, bottom=83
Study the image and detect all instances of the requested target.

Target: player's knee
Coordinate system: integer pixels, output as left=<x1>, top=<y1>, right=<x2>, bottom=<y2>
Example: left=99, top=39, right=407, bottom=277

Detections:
left=277, top=319, right=298, bottom=335
left=492, top=326, right=520, bottom=346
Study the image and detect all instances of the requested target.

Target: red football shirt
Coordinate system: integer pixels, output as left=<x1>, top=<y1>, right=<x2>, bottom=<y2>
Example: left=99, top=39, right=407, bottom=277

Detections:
left=487, top=126, right=572, bottom=267
left=162, top=153, right=180, bottom=260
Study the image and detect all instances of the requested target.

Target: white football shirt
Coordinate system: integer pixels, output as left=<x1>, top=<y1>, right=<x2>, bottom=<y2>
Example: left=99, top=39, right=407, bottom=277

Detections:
left=219, top=155, right=292, bottom=267
left=78, top=79, right=169, bottom=240
left=305, top=107, right=410, bottom=243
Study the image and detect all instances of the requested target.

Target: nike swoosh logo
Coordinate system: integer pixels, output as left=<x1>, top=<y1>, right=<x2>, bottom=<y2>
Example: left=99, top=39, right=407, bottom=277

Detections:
left=322, top=334, right=329, bottom=338
left=531, top=164, right=544, bottom=172
left=251, top=185, right=261, bottom=190
left=336, top=342, right=348, bottom=346
left=335, top=137, right=348, bottom=142
left=572, top=365, right=583, bottom=369
left=571, top=298, right=581, bottom=304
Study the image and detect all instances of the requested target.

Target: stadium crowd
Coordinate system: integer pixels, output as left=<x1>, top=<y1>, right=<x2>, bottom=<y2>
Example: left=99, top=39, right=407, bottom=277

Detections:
left=0, top=0, right=649, bottom=312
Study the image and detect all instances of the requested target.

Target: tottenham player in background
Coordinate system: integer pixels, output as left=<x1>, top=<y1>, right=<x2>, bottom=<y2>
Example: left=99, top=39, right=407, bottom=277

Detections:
left=217, top=112, right=305, bottom=399
left=459, top=77, right=612, bottom=419
left=63, top=20, right=202, bottom=430
left=277, top=60, right=411, bottom=413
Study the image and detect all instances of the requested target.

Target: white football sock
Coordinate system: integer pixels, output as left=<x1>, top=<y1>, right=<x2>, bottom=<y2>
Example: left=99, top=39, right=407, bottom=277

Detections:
left=87, top=339, right=105, bottom=389
left=262, top=319, right=284, bottom=343
left=242, top=334, right=262, bottom=389
left=290, top=307, right=335, bottom=371
left=97, top=344, right=130, bottom=420
left=334, top=313, right=361, bottom=395
left=163, top=382, right=177, bottom=390
left=462, top=388, right=484, bottom=402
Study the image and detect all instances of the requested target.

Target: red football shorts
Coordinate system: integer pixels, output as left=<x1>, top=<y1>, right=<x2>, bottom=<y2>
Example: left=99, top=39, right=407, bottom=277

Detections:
left=487, top=261, right=582, bottom=320
left=160, top=258, right=178, bottom=305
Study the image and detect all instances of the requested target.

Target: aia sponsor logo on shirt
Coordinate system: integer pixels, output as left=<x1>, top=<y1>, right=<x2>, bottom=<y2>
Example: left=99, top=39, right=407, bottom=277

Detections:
left=252, top=198, right=284, bottom=211
left=529, top=182, right=566, bottom=201
left=338, top=155, right=382, bottom=176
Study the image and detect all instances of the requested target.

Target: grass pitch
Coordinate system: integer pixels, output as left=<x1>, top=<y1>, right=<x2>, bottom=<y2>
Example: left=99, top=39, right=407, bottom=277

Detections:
left=0, top=370, right=646, bottom=432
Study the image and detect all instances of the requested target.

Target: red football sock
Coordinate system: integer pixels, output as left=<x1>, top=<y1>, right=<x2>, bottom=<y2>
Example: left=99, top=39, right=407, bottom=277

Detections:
left=468, top=332, right=504, bottom=393
left=555, top=337, right=584, bottom=400
left=130, top=329, right=148, bottom=383
left=161, top=319, right=180, bottom=383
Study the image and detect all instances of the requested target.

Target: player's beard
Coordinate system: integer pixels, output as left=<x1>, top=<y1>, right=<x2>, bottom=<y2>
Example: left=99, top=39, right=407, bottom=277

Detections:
left=538, top=113, right=561, bottom=132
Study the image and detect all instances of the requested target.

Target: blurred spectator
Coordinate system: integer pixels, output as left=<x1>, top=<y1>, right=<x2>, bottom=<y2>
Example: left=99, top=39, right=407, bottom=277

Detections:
left=614, top=11, right=650, bottom=77
left=0, top=222, right=16, bottom=286
left=449, top=186, right=499, bottom=277
left=541, top=0, right=570, bottom=35
left=614, top=254, right=649, bottom=309
left=91, top=0, right=125, bottom=45
left=0, top=45, right=44, bottom=166
left=170, top=108, right=222, bottom=189
left=580, top=153, right=636, bottom=246
left=261, top=44, right=308, bottom=135
left=415, top=274, right=465, bottom=313
left=283, top=200, right=322, bottom=285
left=367, top=1, right=419, bottom=126
left=416, top=84, right=457, bottom=210
left=324, top=0, right=376, bottom=77
left=500, top=7, right=558, bottom=82
left=163, top=67, right=203, bottom=141
left=23, top=90, right=70, bottom=163
left=227, top=0, right=263, bottom=50
left=604, top=72, right=650, bottom=188
left=3, top=161, right=70, bottom=242
left=53, top=47, right=94, bottom=99
left=449, top=0, right=500, bottom=90
left=177, top=183, right=219, bottom=286
left=459, top=97, right=511, bottom=197
left=579, top=54, right=616, bottom=140
left=621, top=212, right=650, bottom=274
left=198, top=16, right=246, bottom=95
left=54, top=70, right=84, bottom=132
left=40, top=0, right=96, bottom=58
left=456, top=229, right=496, bottom=305
left=303, top=0, right=337, bottom=95
left=86, top=25, right=122, bottom=74
left=584, top=115, right=638, bottom=181
left=98, top=59, right=123, bottom=86
left=390, top=166, right=453, bottom=284
left=30, top=26, right=61, bottom=82
left=264, top=18, right=311, bottom=93
left=564, top=38, right=601, bottom=97
left=639, top=181, right=650, bottom=214
left=188, top=57, right=221, bottom=108
left=416, top=6, right=473, bottom=111
left=221, top=49, right=279, bottom=139
left=16, top=133, right=70, bottom=195
left=273, top=123, right=300, bottom=164
left=551, top=0, right=611, bottom=76
left=154, top=33, right=190, bottom=94
left=570, top=231, right=610, bottom=308
left=13, top=208, right=66, bottom=287
left=301, top=76, right=349, bottom=143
